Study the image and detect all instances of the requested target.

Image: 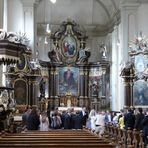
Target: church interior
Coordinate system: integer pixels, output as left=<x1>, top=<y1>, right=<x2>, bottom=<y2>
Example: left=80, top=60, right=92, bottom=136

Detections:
left=0, top=0, right=148, bottom=147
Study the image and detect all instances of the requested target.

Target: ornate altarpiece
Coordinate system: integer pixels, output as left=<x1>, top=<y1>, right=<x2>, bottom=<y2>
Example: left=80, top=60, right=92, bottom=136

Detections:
left=121, top=33, right=148, bottom=107
left=5, top=49, right=42, bottom=108
left=0, top=30, right=43, bottom=111
left=40, top=20, right=110, bottom=110
left=0, top=20, right=110, bottom=111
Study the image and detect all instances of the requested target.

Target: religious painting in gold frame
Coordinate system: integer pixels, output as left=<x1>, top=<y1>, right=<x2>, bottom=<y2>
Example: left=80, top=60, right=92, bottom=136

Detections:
left=133, top=54, right=148, bottom=106
left=89, top=67, right=102, bottom=97
left=58, top=67, right=79, bottom=96
left=62, top=35, right=77, bottom=58
left=14, top=79, right=27, bottom=105
left=133, top=80, right=148, bottom=106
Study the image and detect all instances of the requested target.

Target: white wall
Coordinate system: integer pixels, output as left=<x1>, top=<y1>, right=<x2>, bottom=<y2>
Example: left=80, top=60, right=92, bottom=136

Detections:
left=0, top=0, right=4, bottom=28
left=105, top=33, right=112, bottom=61
left=88, top=36, right=106, bottom=62
left=0, top=0, right=4, bottom=85
left=7, top=0, right=23, bottom=32
left=137, top=3, right=148, bottom=37
left=37, top=36, right=50, bottom=61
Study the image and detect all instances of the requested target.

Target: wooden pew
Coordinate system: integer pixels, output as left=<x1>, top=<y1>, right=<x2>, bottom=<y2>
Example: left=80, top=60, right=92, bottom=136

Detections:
left=0, top=130, right=116, bottom=148
left=0, top=143, right=116, bottom=148
left=103, top=123, right=145, bottom=148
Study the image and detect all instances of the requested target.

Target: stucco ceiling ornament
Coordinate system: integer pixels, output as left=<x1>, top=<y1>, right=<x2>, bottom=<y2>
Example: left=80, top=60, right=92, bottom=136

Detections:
left=0, top=29, right=30, bottom=46
left=128, top=32, right=148, bottom=80
left=0, top=30, right=30, bottom=65
left=129, top=32, right=148, bottom=54
left=0, top=29, right=7, bottom=40
left=7, top=32, right=30, bottom=46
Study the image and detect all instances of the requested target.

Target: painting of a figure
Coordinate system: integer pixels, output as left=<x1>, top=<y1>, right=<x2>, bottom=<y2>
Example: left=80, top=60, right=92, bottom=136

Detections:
left=135, top=54, right=147, bottom=73
left=59, top=67, right=79, bottom=96
left=89, top=76, right=100, bottom=97
left=14, top=80, right=27, bottom=105
left=133, top=80, right=148, bottom=106
left=89, top=68, right=102, bottom=97
left=62, top=36, right=77, bottom=57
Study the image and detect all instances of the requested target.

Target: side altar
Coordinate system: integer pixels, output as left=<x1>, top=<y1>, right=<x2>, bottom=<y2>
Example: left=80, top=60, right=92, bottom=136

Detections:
left=40, top=19, right=110, bottom=111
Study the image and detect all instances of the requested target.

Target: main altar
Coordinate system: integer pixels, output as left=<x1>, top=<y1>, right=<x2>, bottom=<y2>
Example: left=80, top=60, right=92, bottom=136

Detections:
left=1, top=19, right=110, bottom=111
left=40, top=19, right=110, bottom=110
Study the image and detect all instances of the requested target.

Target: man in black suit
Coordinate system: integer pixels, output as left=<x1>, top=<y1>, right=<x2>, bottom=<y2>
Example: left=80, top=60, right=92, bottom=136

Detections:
left=80, top=107, right=88, bottom=127
left=134, top=108, right=144, bottom=131
left=142, top=109, right=148, bottom=146
left=63, top=108, right=72, bottom=129
left=73, top=111, right=83, bottom=129
left=124, top=108, right=135, bottom=130
left=0, top=104, right=7, bottom=132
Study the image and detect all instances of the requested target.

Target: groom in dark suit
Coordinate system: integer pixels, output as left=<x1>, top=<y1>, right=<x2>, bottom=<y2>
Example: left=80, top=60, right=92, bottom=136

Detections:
left=80, top=107, right=88, bottom=127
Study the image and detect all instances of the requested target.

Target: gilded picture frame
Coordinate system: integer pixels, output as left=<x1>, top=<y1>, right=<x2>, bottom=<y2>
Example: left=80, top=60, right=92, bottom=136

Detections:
left=62, top=35, right=77, bottom=58
left=133, top=80, right=148, bottom=106
left=58, top=67, right=79, bottom=96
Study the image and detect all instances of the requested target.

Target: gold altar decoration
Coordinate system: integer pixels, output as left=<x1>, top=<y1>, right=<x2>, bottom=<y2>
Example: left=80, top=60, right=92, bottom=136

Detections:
left=65, top=92, right=72, bottom=107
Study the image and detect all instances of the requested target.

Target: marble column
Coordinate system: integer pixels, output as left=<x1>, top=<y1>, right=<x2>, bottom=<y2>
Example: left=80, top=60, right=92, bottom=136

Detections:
left=79, top=66, right=85, bottom=107
left=0, top=0, right=4, bottom=86
left=21, top=0, right=39, bottom=58
left=28, top=80, right=32, bottom=105
left=54, top=67, right=59, bottom=107
left=84, top=66, right=89, bottom=108
left=120, top=0, right=140, bottom=108
left=32, top=80, right=39, bottom=105
left=0, top=0, right=4, bottom=28
left=120, top=0, right=139, bottom=61
left=123, top=75, right=134, bottom=107
left=111, top=26, right=119, bottom=110
left=101, top=67, right=106, bottom=97
left=49, top=67, right=54, bottom=107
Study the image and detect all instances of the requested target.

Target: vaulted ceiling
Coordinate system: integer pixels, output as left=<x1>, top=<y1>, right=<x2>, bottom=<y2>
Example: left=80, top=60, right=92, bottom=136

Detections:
left=37, top=0, right=121, bottom=36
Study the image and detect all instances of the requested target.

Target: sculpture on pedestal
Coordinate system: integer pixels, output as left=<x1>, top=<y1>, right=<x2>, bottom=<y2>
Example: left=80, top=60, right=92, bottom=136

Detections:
left=100, top=43, right=107, bottom=60
left=39, top=78, right=46, bottom=98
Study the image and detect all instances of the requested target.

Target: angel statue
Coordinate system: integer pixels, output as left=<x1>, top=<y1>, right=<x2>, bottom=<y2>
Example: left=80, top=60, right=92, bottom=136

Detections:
left=100, top=43, right=107, bottom=59
left=76, top=41, right=91, bottom=64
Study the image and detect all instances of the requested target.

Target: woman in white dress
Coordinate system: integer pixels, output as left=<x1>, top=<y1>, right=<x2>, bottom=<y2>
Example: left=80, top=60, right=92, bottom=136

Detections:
left=89, top=109, right=96, bottom=132
left=95, top=111, right=105, bottom=137
left=40, top=112, right=49, bottom=131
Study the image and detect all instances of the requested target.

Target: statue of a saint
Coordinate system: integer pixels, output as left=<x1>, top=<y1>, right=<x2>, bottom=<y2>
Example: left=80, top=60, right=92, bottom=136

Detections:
left=48, top=44, right=61, bottom=63
left=8, top=91, right=16, bottom=110
left=40, top=78, right=46, bottom=98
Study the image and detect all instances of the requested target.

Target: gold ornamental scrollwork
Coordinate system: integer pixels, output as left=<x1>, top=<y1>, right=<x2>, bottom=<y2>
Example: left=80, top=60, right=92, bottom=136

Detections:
left=80, top=71, right=84, bottom=75
left=32, top=81, right=39, bottom=85
left=28, top=81, right=32, bottom=85
left=50, top=71, right=54, bottom=75
left=54, top=70, right=58, bottom=75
